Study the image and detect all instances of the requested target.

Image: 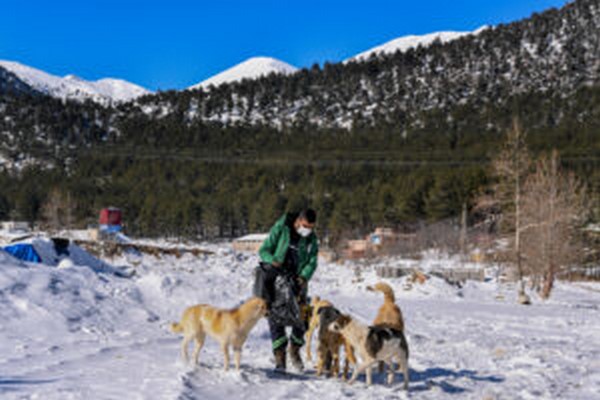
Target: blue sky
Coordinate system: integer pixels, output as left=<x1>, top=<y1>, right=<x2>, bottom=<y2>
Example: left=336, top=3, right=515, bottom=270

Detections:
left=1, top=0, right=568, bottom=90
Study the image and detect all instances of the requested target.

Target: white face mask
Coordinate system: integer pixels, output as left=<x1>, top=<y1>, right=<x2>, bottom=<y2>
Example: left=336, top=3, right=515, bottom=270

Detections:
left=296, top=226, right=312, bottom=237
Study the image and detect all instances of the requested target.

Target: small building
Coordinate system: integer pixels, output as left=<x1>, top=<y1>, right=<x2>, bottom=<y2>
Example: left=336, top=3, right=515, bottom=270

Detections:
left=368, top=227, right=400, bottom=249
left=343, top=239, right=369, bottom=259
left=232, top=234, right=268, bottom=253
left=340, top=227, right=417, bottom=260
left=1, top=221, right=30, bottom=233
left=99, top=207, right=122, bottom=233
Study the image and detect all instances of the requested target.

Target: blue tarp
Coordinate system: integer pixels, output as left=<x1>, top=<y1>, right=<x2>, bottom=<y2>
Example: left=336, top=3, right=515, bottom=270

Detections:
left=3, top=244, right=42, bottom=263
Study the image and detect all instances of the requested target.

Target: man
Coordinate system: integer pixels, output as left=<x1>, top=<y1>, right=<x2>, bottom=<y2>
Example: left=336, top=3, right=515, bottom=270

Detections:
left=254, top=208, right=318, bottom=373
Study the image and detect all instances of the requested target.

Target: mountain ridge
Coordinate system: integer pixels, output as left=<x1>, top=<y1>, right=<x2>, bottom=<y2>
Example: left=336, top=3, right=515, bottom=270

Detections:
left=189, top=56, right=298, bottom=90
left=0, top=60, right=150, bottom=104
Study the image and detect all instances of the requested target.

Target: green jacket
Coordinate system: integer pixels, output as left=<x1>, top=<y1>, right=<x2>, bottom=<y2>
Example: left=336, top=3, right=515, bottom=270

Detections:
left=259, top=213, right=319, bottom=281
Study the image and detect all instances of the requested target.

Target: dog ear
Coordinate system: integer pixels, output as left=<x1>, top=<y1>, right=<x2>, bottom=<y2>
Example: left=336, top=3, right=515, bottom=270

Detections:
left=338, top=314, right=351, bottom=327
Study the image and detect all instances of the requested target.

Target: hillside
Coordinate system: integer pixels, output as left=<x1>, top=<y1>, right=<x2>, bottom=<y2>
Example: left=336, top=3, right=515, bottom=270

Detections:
left=133, top=0, right=600, bottom=129
left=0, top=0, right=599, bottom=237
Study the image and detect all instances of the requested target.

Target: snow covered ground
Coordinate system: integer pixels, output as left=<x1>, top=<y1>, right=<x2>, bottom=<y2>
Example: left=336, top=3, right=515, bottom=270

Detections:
left=1, top=243, right=599, bottom=399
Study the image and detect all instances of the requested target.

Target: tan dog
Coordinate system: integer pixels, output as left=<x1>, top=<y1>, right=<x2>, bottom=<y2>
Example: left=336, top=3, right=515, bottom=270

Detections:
left=367, top=282, right=404, bottom=331
left=305, top=296, right=334, bottom=362
left=170, top=297, right=267, bottom=371
left=330, top=314, right=409, bottom=389
left=305, top=296, right=356, bottom=379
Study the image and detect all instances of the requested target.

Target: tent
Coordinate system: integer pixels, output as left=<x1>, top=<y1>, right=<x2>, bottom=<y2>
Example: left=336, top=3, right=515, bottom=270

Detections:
left=3, top=236, right=134, bottom=277
left=4, top=237, right=112, bottom=271
left=3, top=243, right=42, bottom=263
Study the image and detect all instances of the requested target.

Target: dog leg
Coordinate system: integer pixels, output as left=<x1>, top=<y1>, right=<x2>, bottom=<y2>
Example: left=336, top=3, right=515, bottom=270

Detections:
left=331, top=350, right=340, bottom=378
left=231, top=335, right=247, bottom=371
left=342, top=357, right=349, bottom=381
left=222, top=343, right=230, bottom=371
left=348, top=360, right=375, bottom=385
left=192, top=331, right=205, bottom=365
left=399, top=354, right=409, bottom=390
left=342, top=342, right=356, bottom=381
left=348, top=366, right=360, bottom=385
left=316, top=341, right=328, bottom=376
left=233, top=347, right=242, bottom=371
left=386, top=360, right=395, bottom=385
left=316, top=354, right=324, bottom=376
left=366, top=364, right=373, bottom=386
left=181, top=335, right=192, bottom=364
left=305, top=317, right=318, bottom=362
left=344, top=340, right=357, bottom=365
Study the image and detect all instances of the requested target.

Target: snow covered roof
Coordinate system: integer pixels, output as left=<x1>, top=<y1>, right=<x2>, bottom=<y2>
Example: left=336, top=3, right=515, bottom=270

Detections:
left=234, top=233, right=268, bottom=243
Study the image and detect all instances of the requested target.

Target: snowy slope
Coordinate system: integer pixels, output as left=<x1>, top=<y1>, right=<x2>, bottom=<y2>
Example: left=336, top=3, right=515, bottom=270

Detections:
left=0, top=242, right=598, bottom=399
left=190, top=57, right=298, bottom=90
left=348, top=26, right=489, bottom=62
left=0, top=60, right=150, bottom=104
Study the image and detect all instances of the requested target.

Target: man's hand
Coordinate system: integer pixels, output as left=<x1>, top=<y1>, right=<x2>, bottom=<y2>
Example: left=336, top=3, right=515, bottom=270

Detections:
left=296, top=276, right=307, bottom=289
left=272, top=261, right=282, bottom=267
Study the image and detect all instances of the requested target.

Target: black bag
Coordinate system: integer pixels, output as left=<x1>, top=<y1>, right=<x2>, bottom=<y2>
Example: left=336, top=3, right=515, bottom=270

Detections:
left=269, top=274, right=303, bottom=329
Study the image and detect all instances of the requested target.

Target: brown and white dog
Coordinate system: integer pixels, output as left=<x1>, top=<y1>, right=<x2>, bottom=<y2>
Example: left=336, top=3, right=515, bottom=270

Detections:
left=170, top=297, right=267, bottom=371
left=368, top=282, right=405, bottom=373
left=330, top=314, right=409, bottom=389
left=305, top=296, right=356, bottom=379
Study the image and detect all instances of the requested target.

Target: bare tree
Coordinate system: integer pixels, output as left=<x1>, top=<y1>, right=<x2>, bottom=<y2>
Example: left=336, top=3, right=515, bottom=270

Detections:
left=492, top=119, right=531, bottom=299
left=520, top=151, right=588, bottom=299
left=41, top=188, right=77, bottom=232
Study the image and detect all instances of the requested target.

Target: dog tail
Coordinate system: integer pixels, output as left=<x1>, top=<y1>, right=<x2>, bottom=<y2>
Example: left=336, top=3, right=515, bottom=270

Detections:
left=367, top=282, right=396, bottom=303
left=170, top=322, right=184, bottom=334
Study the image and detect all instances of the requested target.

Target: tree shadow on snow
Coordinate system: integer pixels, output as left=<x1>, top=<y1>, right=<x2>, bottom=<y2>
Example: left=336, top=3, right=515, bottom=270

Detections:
left=0, top=377, right=59, bottom=393
left=258, top=368, right=312, bottom=381
left=408, top=367, right=504, bottom=394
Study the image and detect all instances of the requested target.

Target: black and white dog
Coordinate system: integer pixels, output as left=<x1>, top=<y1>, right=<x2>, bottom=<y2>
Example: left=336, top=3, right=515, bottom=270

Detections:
left=330, top=314, right=409, bottom=388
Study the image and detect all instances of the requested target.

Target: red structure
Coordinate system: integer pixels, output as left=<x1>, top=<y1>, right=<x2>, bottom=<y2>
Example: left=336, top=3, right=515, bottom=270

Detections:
left=99, top=207, right=122, bottom=226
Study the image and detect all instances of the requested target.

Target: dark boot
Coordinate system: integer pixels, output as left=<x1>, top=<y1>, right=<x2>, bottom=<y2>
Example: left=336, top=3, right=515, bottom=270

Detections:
left=289, top=343, right=304, bottom=372
left=274, top=347, right=287, bottom=373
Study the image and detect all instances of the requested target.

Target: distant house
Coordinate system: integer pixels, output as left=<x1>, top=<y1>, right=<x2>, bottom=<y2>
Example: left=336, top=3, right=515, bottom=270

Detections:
left=99, top=207, right=122, bottom=233
left=342, top=227, right=407, bottom=260
left=368, top=227, right=400, bottom=249
left=344, top=239, right=369, bottom=259
left=1, top=221, right=30, bottom=233
left=232, top=234, right=268, bottom=253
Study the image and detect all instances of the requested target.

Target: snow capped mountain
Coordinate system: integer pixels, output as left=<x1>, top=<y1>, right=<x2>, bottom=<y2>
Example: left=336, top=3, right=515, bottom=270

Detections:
left=190, top=56, right=298, bottom=90
left=0, top=60, right=150, bottom=104
left=348, top=26, right=489, bottom=62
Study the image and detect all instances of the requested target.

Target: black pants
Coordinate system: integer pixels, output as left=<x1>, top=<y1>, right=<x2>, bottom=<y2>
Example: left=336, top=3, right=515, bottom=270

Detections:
left=253, top=263, right=307, bottom=351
